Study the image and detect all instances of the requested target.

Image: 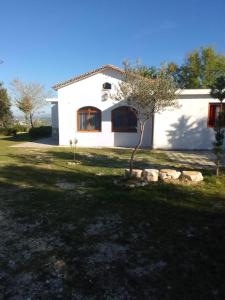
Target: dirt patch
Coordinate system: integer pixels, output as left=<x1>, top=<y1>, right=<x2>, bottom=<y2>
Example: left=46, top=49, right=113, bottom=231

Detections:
left=88, top=242, right=128, bottom=264
left=129, top=261, right=167, bottom=277
left=55, top=180, right=87, bottom=194
left=0, top=208, right=68, bottom=299
left=55, top=182, right=78, bottom=190
left=85, top=214, right=122, bottom=236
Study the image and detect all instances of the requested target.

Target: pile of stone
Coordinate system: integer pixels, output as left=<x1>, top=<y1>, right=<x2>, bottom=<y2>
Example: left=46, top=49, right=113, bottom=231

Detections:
left=182, top=170, right=203, bottom=182
left=159, top=169, right=181, bottom=181
left=124, top=168, right=203, bottom=184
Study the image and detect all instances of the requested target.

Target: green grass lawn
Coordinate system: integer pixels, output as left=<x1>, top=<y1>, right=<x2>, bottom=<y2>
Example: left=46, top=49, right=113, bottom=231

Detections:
left=0, top=134, right=225, bottom=299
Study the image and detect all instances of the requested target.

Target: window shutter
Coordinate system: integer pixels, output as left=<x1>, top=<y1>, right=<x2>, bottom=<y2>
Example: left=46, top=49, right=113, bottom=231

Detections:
left=209, top=104, right=216, bottom=127
left=208, top=103, right=225, bottom=127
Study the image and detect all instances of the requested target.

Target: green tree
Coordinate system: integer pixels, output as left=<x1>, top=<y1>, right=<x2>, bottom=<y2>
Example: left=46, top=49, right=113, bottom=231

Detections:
left=182, top=49, right=201, bottom=88
left=168, top=47, right=225, bottom=88
left=201, top=47, right=225, bottom=87
left=138, top=65, right=158, bottom=79
left=166, top=62, right=185, bottom=88
left=115, top=62, right=177, bottom=176
left=210, top=76, right=225, bottom=176
left=0, top=82, right=12, bottom=127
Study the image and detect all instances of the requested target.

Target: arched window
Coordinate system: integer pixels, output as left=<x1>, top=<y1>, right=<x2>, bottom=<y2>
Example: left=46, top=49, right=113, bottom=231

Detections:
left=112, top=106, right=137, bottom=132
left=77, top=106, right=101, bottom=131
left=103, top=82, right=112, bottom=90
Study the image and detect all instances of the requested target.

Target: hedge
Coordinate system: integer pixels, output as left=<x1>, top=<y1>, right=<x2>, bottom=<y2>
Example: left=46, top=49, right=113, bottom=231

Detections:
left=29, top=126, right=52, bottom=138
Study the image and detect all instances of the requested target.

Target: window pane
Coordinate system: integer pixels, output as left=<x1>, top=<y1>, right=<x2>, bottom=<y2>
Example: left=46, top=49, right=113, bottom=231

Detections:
left=125, top=111, right=137, bottom=131
left=78, top=107, right=101, bottom=131
left=113, top=110, right=122, bottom=130
left=89, top=112, right=100, bottom=130
left=215, top=105, right=225, bottom=126
left=79, top=112, right=88, bottom=130
left=215, top=106, right=220, bottom=119
left=112, top=107, right=137, bottom=132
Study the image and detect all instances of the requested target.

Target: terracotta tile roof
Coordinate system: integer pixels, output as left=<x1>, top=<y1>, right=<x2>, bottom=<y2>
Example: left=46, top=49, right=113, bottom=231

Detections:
left=52, top=64, right=124, bottom=90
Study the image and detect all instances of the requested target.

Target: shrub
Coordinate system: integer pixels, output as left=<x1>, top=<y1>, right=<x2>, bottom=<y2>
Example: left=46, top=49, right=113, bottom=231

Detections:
left=0, top=127, right=17, bottom=136
left=0, top=124, right=29, bottom=136
left=29, top=126, right=52, bottom=138
left=12, top=124, right=28, bottom=132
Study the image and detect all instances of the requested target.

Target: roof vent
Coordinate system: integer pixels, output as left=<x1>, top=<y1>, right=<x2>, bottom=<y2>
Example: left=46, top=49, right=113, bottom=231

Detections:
left=103, top=82, right=111, bottom=90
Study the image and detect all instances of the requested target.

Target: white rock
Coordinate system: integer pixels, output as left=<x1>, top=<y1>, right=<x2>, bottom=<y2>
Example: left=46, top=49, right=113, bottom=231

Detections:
left=159, top=169, right=181, bottom=181
left=125, top=169, right=142, bottom=178
left=142, top=169, right=159, bottom=182
left=171, top=171, right=181, bottom=180
left=67, top=161, right=80, bottom=166
left=182, top=171, right=203, bottom=182
left=127, top=184, right=135, bottom=188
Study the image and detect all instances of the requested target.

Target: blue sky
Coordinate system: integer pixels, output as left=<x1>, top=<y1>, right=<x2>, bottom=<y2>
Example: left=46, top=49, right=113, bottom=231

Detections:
left=1, top=0, right=225, bottom=115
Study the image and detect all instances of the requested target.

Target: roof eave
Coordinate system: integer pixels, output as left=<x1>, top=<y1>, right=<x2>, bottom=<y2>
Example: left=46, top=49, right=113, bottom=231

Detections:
left=52, top=64, right=124, bottom=91
left=177, top=89, right=211, bottom=95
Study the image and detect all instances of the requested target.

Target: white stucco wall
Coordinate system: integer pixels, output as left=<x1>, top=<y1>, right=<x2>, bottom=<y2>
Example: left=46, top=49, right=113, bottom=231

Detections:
left=56, top=69, right=152, bottom=147
left=51, top=102, right=59, bottom=137
left=51, top=102, right=58, bottom=128
left=153, top=90, right=220, bottom=150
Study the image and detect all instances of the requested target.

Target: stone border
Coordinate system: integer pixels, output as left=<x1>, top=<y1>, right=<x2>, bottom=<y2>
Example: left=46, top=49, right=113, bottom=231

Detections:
left=123, top=168, right=203, bottom=187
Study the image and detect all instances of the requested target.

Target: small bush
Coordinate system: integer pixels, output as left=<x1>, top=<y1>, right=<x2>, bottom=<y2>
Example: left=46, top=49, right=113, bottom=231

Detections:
left=29, top=126, right=52, bottom=138
left=0, top=127, right=18, bottom=136
left=12, top=124, right=28, bottom=132
left=0, top=124, right=29, bottom=136
left=0, top=128, right=8, bottom=135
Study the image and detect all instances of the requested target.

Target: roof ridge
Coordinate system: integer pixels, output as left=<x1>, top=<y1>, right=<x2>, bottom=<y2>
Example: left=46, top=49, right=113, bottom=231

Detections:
left=52, top=64, right=123, bottom=90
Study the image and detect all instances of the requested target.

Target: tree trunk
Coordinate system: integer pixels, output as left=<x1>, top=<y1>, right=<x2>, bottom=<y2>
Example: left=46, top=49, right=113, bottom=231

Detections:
left=216, top=166, right=219, bottom=176
left=216, top=101, right=223, bottom=176
left=2, top=119, right=6, bottom=128
left=29, top=113, right=34, bottom=128
left=129, top=119, right=147, bottom=176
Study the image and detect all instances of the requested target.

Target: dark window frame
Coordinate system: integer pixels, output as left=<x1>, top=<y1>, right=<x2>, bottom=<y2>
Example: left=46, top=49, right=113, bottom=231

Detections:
left=207, top=103, right=225, bottom=128
left=77, top=106, right=101, bottom=132
left=111, top=106, right=137, bottom=133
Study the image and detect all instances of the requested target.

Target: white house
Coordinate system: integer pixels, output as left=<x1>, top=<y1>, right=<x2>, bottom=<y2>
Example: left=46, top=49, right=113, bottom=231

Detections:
left=47, top=64, right=224, bottom=150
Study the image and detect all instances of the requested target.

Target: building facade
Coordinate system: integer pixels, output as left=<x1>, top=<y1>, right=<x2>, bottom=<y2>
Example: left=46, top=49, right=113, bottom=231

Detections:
left=47, top=65, right=224, bottom=150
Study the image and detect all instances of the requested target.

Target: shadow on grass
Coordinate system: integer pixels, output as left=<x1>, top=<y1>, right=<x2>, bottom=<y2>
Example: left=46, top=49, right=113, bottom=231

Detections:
left=1, top=163, right=225, bottom=299
left=1, top=132, right=32, bottom=142
left=1, top=133, right=57, bottom=145
left=10, top=147, right=162, bottom=169
left=1, top=163, right=225, bottom=213
left=8, top=149, right=218, bottom=177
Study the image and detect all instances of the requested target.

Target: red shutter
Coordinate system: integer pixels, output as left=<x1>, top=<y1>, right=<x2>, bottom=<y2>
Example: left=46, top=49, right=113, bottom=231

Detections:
left=208, top=104, right=215, bottom=127
left=208, top=103, right=225, bottom=127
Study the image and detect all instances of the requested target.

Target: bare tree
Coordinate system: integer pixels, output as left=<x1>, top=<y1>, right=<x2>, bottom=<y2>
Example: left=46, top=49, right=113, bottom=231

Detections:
left=114, top=61, right=178, bottom=176
left=11, top=79, right=49, bottom=127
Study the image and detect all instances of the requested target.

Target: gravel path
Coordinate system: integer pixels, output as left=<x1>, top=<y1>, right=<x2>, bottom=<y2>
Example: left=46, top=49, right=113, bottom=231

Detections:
left=164, top=151, right=217, bottom=167
left=11, top=137, right=59, bottom=148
